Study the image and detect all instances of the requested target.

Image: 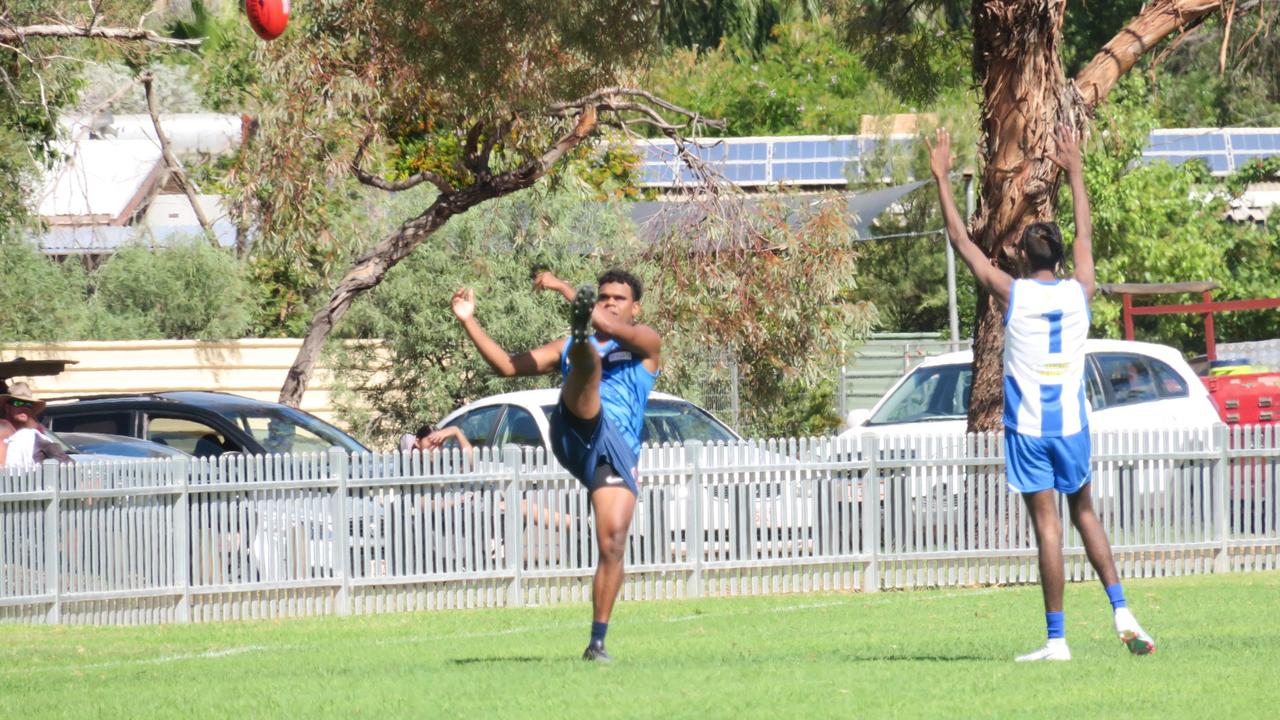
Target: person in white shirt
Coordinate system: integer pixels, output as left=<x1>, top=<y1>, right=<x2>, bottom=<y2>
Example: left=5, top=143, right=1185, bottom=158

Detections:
left=928, top=125, right=1155, bottom=662
left=0, top=382, right=57, bottom=468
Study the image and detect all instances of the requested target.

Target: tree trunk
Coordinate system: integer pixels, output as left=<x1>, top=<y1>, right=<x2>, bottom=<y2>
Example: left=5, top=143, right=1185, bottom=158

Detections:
left=965, top=0, right=1223, bottom=432
left=966, top=0, right=1075, bottom=432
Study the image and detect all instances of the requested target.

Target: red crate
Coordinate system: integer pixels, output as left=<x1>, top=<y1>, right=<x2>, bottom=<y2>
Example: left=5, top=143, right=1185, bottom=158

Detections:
left=1202, top=373, right=1280, bottom=425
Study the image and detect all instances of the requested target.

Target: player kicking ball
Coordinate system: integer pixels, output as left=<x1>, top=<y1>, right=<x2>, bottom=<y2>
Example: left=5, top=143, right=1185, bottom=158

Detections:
left=927, top=125, right=1155, bottom=661
left=452, top=269, right=660, bottom=662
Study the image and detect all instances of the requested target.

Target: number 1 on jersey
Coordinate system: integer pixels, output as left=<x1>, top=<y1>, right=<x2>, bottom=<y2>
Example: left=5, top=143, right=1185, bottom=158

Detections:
left=1042, top=311, right=1064, bottom=353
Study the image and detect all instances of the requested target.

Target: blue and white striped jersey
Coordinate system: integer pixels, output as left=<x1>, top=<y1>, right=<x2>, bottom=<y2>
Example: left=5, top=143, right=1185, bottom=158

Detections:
left=1003, top=279, right=1091, bottom=437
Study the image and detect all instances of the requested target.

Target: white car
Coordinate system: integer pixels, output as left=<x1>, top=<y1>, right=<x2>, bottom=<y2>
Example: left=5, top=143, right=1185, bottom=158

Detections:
left=436, top=388, right=742, bottom=450
left=437, top=389, right=818, bottom=560
left=837, top=339, right=1221, bottom=514
left=842, top=338, right=1220, bottom=439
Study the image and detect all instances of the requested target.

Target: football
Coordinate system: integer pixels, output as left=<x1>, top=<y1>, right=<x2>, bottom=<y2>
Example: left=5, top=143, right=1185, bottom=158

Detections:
left=245, top=0, right=290, bottom=40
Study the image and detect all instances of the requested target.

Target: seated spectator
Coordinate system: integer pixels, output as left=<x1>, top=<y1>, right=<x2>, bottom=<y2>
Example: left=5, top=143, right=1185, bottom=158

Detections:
left=1, top=383, right=69, bottom=467
left=398, top=432, right=417, bottom=453
left=414, top=424, right=472, bottom=453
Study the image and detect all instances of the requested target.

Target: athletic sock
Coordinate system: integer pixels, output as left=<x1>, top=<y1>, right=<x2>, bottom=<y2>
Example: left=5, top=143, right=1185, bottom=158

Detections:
left=1046, top=611, right=1065, bottom=640
left=1105, top=583, right=1127, bottom=610
left=591, top=621, right=608, bottom=645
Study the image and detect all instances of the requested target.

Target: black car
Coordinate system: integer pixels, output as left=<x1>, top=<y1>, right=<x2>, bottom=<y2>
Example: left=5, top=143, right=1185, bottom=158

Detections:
left=40, top=391, right=368, bottom=458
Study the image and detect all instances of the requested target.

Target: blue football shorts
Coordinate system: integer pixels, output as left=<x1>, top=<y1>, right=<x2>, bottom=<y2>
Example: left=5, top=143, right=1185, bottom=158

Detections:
left=1004, top=427, right=1092, bottom=495
left=548, top=401, right=639, bottom=495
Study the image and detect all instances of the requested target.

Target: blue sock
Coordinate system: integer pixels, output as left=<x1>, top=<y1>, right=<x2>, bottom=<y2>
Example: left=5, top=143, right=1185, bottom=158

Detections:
left=591, top=621, right=608, bottom=645
left=1046, top=611, right=1065, bottom=640
left=1105, top=583, right=1127, bottom=610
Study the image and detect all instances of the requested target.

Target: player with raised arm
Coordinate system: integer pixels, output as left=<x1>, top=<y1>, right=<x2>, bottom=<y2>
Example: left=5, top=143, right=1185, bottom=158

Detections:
left=451, top=269, right=660, bottom=663
left=927, top=125, right=1155, bottom=661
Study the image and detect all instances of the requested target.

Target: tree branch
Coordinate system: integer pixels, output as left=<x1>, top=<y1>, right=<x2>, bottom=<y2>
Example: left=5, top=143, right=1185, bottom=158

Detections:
left=142, top=71, right=218, bottom=248
left=549, top=87, right=726, bottom=132
left=0, top=24, right=201, bottom=47
left=280, top=93, right=726, bottom=407
left=1074, top=0, right=1223, bottom=110
left=460, top=122, right=486, bottom=178
left=477, top=118, right=510, bottom=176
left=351, top=134, right=455, bottom=194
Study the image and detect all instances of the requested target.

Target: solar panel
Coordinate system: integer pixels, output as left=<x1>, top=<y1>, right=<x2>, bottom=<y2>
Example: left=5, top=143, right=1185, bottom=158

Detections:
left=633, top=129, right=1280, bottom=187
left=727, top=142, right=767, bottom=162
left=1148, top=132, right=1227, bottom=153
left=1229, top=131, right=1280, bottom=151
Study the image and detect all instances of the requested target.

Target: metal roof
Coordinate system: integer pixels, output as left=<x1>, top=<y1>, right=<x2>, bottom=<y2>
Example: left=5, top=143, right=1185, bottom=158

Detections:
left=628, top=179, right=930, bottom=242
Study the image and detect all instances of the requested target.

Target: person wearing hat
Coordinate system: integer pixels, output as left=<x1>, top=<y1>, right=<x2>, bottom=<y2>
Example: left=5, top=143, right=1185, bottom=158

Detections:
left=0, top=382, right=60, bottom=468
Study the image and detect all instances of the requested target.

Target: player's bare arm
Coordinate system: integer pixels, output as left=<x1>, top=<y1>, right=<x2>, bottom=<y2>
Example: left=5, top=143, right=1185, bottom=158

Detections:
left=593, top=310, right=661, bottom=373
left=1046, top=124, right=1095, bottom=299
left=533, top=271, right=577, bottom=302
left=451, top=287, right=564, bottom=377
left=927, top=128, right=1013, bottom=309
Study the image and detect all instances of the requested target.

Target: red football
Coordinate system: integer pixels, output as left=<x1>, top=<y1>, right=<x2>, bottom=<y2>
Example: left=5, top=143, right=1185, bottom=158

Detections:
left=245, top=0, right=290, bottom=41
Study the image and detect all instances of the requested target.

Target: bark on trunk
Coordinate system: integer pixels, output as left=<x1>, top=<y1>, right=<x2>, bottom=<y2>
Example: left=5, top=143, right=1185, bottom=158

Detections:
left=965, top=0, right=1223, bottom=432
left=967, top=0, right=1075, bottom=432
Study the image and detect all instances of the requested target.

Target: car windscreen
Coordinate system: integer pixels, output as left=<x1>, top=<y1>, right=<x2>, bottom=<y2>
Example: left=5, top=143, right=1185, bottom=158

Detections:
left=218, top=405, right=367, bottom=454
left=868, top=363, right=972, bottom=425
left=641, top=399, right=739, bottom=444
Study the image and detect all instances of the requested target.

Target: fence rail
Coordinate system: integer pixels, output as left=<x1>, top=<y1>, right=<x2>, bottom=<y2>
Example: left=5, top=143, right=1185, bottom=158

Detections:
left=2, top=425, right=1276, bottom=625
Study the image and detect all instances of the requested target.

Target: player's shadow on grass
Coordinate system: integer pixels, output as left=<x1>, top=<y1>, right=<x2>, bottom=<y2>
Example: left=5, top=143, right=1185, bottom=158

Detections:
left=450, top=656, right=546, bottom=665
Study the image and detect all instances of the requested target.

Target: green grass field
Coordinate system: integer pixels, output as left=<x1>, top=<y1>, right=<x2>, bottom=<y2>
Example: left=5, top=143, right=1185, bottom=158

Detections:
left=3, top=572, right=1277, bottom=719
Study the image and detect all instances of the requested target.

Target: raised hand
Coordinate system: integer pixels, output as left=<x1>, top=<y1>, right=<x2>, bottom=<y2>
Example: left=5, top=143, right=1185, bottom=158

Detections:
left=451, top=287, right=476, bottom=322
left=926, top=127, right=953, bottom=179
left=1046, top=124, right=1083, bottom=176
left=422, top=427, right=460, bottom=450
left=534, top=270, right=567, bottom=294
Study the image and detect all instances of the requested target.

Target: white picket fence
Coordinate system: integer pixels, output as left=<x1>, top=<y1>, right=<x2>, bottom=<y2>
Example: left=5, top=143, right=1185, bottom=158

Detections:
left=1, top=425, right=1276, bottom=625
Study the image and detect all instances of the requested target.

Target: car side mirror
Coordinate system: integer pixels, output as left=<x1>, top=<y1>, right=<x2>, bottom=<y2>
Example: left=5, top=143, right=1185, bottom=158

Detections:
left=845, top=409, right=872, bottom=430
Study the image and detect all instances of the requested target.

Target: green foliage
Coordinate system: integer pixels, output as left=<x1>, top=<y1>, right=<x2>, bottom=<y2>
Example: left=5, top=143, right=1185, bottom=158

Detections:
left=767, top=377, right=843, bottom=436
left=1227, top=157, right=1280, bottom=195
left=0, top=2, right=89, bottom=239
left=1146, top=13, right=1280, bottom=128
left=1064, top=76, right=1280, bottom=353
left=167, top=1, right=263, bottom=112
left=217, top=1, right=666, bottom=341
left=659, top=0, right=821, bottom=54
left=0, top=240, right=89, bottom=341
left=645, top=197, right=877, bottom=437
left=831, top=1, right=970, bottom=105
left=567, top=139, right=652, bottom=201
left=229, top=0, right=658, bottom=246
left=84, top=240, right=255, bottom=340
left=328, top=185, right=641, bottom=445
left=1060, top=0, right=1145, bottom=75
left=644, top=18, right=899, bottom=136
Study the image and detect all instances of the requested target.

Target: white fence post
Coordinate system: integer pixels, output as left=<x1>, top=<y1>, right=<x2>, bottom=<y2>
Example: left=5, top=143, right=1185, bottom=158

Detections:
left=329, top=447, right=351, bottom=615
left=42, top=460, right=61, bottom=624
left=504, top=445, right=524, bottom=607
left=174, top=456, right=191, bottom=623
left=861, top=434, right=880, bottom=593
left=687, top=441, right=704, bottom=598
left=1213, top=424, right=1231, bottom=574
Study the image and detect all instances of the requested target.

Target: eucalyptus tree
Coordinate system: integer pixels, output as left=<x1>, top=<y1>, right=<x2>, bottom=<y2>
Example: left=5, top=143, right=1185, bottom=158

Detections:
left=838, top=0, right=1241, bottom=430
left=205, top=1, right=723, bottom=406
